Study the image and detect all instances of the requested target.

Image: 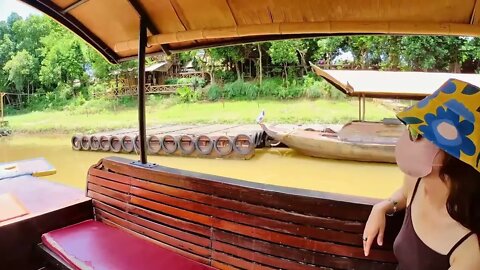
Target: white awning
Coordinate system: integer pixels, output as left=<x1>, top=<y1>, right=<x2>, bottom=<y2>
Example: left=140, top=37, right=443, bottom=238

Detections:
left=312, top=65, right=480, bottom=100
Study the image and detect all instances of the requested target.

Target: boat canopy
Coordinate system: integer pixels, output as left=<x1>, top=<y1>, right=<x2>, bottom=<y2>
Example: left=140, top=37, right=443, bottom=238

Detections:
left=20, top=0, right=480, bottom=63
left=312, top=65, right=480, bottom=100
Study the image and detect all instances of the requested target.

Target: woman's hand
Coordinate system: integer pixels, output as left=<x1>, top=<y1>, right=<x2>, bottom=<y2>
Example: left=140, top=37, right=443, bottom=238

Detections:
left=363, top=201, right=389, bottom=256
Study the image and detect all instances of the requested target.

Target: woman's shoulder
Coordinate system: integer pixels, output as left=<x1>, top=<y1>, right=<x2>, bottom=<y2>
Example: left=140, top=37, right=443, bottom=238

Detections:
left=450, top=233, right=480, bottom=270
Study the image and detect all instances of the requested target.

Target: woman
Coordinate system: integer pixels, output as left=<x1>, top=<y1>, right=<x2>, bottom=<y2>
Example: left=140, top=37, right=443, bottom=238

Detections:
left=363, top=78, right=480, bottom=269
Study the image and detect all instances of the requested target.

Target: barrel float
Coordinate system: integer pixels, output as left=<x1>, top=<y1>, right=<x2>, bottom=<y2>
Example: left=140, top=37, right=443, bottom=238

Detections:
left=233, top=134, right=255, bottom=155
left=99, top=136, right=111, bottom=151
left=195, top=135, right=214, bottom=155
left=90, top=136, right=100, bottom=151
left=214, top=136, right=234, bottom=156
left=133, top=135, right=141, bottom=153
left=71, top=135, right=82, bottom=151
left=109, top=136, right=122, bottom=153
left=162, top=135, right=178, bottom=154
left=81, top=136, right=91, bottom=151
left=121, top=135, right=135, bottom=153
left=147, top=135, right=162, bottom=154
left=179, top=135, right=195, bottom=155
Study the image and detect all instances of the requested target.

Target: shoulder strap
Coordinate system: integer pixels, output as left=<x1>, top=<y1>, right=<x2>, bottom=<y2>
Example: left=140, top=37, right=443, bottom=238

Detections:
left=409, top=178, right=422, bottom=206
left=447, top=232, right=475, bottom=258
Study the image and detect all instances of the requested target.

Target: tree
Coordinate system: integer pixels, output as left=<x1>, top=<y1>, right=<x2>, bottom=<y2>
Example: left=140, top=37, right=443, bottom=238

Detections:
left=3, top=50, right=36, bottom=93
left=0, top=34, right=15, bottom=88
left=344, top=36, right=385, bottom=69
left=268, top=40, right=300, bottom=83
left=39, top=27, right=87, bottom=90
left=209, top=46, right=243, bottom=80
left=12, top=15, right=53, bottom=57
left=400, top=36, right=456, bottom=71
left=314, top=37, right=347, bottom=65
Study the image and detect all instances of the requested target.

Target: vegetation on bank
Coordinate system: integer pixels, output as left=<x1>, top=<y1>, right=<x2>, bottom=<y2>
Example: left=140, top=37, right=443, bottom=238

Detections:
left=2, top=12, right=480, bottom=111
left=5, top=97, right=395, bottom=134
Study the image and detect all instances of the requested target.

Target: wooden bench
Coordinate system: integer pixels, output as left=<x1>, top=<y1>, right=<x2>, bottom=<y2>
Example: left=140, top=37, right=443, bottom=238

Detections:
left=41, top=156, right=403, bottom=270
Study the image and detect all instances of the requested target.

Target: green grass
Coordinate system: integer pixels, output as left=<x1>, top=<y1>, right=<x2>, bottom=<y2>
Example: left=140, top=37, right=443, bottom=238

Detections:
left=5, top=97, right=395, bottom=133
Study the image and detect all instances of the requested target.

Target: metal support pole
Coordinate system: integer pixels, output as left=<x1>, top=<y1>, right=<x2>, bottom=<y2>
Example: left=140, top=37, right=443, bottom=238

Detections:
left=358, top=96, right=362, bottom=121
left=138, top=18, right=148, bottom=164
left=0, top=93, right=4, bottom=123
left=362, top=95, right=366, bottom=121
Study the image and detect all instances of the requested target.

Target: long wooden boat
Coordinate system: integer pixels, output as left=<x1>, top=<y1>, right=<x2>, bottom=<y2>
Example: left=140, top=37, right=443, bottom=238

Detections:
left=0, top=156, right=403, bottom=270
left=6, top=0, right=477, bottom=269
left=260, top=120, right=404, bottom=163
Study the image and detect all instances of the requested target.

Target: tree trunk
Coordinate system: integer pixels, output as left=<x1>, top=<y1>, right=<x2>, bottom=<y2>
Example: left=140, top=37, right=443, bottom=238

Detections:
left=283, top=63, right=288, bottom=86
left=258, top=44, right=263, bottom=86
left=298, top=50, right=308, bottom=75
left=235, top=61, right=242, bottom=81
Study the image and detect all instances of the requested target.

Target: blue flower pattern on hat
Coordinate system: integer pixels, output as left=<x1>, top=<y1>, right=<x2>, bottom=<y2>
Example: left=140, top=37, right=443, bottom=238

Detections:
left=397, top=78, right=480, bottom=172
left=416, top=80, right=456, bottom=109
left=419, top=107, right=476, bottom=159
left=444, top=99, right=475, bottom=123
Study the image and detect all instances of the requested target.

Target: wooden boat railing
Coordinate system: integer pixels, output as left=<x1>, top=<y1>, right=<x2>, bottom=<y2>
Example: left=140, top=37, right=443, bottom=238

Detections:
left=37, top=156, right=405, bottom=270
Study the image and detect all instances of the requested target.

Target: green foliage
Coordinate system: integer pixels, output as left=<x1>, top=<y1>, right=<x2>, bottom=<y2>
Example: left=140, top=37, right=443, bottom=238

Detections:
left=1, top=11, right=478, bottom=113
left=400, top=36, right=465, bottom=71
left=176, top=86, right=198, bottom=103
left=277, top=81, right=304, bottom=99
left=223, top=81, right=259, bottom=100
left=214, top=70, right=236, bottom=83
left=304, top=82, right=323, bottom=99
left=314, top=37, right=347, bottom=64
left=268, top=40, right=300, bottom=66
left=207, top=85, right=223, bottom=101
left=259, top=78, right=283, bottom=97
left=40, top=30, right=86, bottom=88
left=177, top=77, right=207, bottom=88
left=3, top=50, right=36, bottom=92
left=165, top=78, right=179, bottom=85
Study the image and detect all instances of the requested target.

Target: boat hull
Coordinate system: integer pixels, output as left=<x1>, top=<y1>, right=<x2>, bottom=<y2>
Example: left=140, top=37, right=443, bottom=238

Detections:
left=261, top=123, right=398, bottom=163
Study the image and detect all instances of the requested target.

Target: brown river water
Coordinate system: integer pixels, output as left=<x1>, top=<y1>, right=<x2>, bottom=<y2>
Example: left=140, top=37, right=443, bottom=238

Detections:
left=0, top=135, right=403, bottom=199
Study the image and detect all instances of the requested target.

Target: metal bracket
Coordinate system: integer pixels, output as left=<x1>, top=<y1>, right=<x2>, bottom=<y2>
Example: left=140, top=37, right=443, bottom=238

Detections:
left=131, top=161, right=158, bottom=168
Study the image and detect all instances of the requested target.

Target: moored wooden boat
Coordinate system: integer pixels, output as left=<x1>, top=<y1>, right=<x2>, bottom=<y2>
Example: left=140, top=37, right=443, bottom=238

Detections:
left=0, top=156, right=401, bottom=270
left=259, top=120, right=404, bottom=163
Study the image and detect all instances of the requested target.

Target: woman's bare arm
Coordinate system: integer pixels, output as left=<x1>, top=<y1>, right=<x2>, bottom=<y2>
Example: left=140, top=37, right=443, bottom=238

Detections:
left=450, top=235, right=480, bottom=270
left=363, top=175, right=413, bottom=256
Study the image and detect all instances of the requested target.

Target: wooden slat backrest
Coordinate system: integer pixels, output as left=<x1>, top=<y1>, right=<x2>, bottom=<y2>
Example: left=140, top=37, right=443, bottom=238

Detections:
left=87, top=157, right=403, bottom=270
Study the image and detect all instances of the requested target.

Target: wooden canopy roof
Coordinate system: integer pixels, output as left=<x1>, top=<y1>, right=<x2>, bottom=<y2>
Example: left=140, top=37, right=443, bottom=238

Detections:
left=20, top=0, right=480, bottom=63
left=311, top=65, right=480, bottom=100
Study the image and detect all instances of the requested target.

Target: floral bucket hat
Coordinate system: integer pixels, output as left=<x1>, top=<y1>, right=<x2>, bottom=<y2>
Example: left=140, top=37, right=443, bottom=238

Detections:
left=397, top=78, right=480, bottom=172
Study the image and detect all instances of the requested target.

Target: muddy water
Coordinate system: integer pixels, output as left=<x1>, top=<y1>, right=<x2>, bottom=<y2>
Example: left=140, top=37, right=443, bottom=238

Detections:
left=0, top=135, right=403, bottom=199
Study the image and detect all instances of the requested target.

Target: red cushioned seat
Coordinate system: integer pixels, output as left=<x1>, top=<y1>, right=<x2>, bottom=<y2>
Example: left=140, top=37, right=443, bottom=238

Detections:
left=42, top=220, right=215, bottom=270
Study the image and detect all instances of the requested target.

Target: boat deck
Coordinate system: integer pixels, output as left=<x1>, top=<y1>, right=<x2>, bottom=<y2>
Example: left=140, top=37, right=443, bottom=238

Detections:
left=0, top=175, right=88, bottom=226
left=0, top=175, right=92, bottom=269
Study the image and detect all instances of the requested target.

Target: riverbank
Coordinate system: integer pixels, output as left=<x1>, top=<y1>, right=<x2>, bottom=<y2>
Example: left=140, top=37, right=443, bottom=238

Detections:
left=5, top=98, right=395, bottom=134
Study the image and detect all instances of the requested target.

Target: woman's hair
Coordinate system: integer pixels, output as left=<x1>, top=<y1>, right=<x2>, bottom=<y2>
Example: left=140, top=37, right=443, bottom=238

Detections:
left=440, top=153, right=480, bottom=234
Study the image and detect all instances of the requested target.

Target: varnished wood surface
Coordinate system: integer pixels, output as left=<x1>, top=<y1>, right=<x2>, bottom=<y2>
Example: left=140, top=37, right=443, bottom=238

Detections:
left=87, top=156, right=404, bottom=270
left=0, top=200, right=92, bottom=270
left=0, top=176, right=89, bottom=226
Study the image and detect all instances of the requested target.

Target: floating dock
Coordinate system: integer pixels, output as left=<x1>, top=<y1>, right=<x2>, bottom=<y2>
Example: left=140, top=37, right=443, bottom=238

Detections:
left=71, top=124, right=265, bottom=159
left=72, top=124, right=342, bottom=160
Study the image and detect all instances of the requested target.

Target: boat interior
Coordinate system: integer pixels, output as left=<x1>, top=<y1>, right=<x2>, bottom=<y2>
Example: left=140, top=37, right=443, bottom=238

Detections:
left=3, top=0, right=478, bottom=269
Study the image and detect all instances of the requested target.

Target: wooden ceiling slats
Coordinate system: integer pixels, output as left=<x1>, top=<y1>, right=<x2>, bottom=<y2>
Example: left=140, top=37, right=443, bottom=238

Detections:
left=20, top=0, right=480, bottom=62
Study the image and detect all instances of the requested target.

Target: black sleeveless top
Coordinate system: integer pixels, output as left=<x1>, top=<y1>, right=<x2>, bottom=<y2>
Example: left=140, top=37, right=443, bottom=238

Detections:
left=393, top=178, right=474, bottom=270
